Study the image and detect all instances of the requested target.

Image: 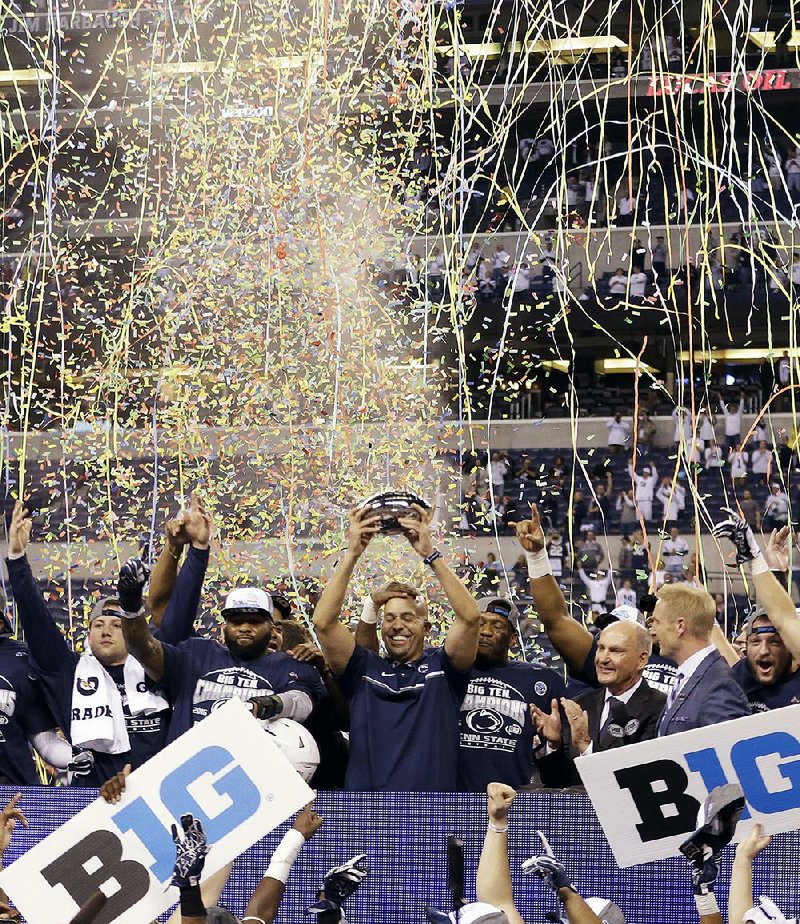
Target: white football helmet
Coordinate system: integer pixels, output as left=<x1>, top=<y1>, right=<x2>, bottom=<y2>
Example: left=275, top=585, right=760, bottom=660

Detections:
left=263, top=717, right=320, bottom=782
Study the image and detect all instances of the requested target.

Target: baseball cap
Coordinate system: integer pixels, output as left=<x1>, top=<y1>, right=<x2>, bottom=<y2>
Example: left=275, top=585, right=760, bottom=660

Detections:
left=594, top=605, right=642, bottom=631
left=478, top=596, right=519, bottom=622
left=88, top=597, right=124, bottom=625
left=222, top=588, right=274, bottom=621
left=426, top=903, right=509, bottom=924
left=744, top=605, right=777, bottom=637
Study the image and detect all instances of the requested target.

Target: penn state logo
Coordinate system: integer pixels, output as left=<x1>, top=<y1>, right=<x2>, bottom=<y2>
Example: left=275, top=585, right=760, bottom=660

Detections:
left=534, top=681, right=548, bottom=697
left=465, top=709, right=503, bottom=733
left=77, top=677, right=99, bottom=696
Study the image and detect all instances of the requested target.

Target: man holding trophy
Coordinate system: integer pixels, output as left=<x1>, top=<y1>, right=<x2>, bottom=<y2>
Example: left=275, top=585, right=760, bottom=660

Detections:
left=313, top=492, right=481, bottom=791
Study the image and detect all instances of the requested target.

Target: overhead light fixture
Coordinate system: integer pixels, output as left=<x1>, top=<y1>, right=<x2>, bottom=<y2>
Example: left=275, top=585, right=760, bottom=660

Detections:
left=595, top=358, right=659, bottom=374
left=439, top=35, right=626, bottom=60
left=0, top=69, right=50, bottom=84
left=160, top=61, right=217, bottom=75
left=540, top=360, right=570, bottom=373
left=676, top=348, right=796, bottom=362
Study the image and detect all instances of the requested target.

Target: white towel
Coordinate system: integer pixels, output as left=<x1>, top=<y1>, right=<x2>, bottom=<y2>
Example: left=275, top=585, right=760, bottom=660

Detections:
left=71, top=653, right=167, bottom=754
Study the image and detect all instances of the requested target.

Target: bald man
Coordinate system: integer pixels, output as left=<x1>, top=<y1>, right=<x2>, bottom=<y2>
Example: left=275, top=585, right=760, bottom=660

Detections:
left=533, top=620, right=667, bottom=787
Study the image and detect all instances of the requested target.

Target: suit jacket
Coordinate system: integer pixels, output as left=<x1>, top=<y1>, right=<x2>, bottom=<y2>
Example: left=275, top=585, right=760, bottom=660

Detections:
left=657, top=649, right=751, bottom=736
left=538, top=678, right=666, bottom=788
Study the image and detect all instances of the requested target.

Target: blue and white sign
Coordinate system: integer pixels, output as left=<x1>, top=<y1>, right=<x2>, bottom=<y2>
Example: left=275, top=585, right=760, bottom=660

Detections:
left=577, top=704, right=800, bottom=867
left=0, top=699, right=313, bottom=924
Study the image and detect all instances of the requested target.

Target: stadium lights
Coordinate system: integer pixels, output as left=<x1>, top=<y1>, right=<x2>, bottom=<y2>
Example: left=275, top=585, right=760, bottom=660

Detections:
left=676, top=348, right=798, bottom=362
left=439, top=35, right=627, bottom=61
left=0, top=69, right=51, bottom=84
left=747, top=30, right=800, bottom=50
left=539, top=360, right=570, bottom=373
left=594, top=358, right=659, bottom=375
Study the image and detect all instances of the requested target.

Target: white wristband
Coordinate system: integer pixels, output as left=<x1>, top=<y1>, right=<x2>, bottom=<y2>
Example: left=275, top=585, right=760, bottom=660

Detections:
left=487, top=821, right=509, bottom=834
left=264, top=828, right=305, bottom=884
left=525, top=549, right=552, bottom=579
left=751, top=552, right=770, bottom=576
left=693, top=892, right=719, bottom=916
left=7, top=550, right=24, bottom=561
left=360, top=595, right=378, bottom=624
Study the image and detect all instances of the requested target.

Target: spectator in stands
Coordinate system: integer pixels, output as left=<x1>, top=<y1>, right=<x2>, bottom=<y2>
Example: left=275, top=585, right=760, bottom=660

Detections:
left=533, top=619, right=667, bottom=786
left=618, top=536, right=634, bottom=582
left=578, top=530, right=603, bottom=570
left=312, top=505, right=480, bottom=790
left=489, top=451, right=509, bottom=498
left=763, top=482, right=790, bottom=530
left=651, top=236, right=668, bottom=280
left=697, top=410, right=716, bottom=447
left=616, top=489, right=638, bottom=534
left=637, top=411, right=656, bottom=457
left=500, top=495, right=519, bottom=530
left=729, top=444, right=749, bottom=484
left=511, top=555, right=528, bottom=593
left=630, top=529, right=651, bottom=591
left=704, top=440, right=725, bottom=471
left=549, top=455, right=566, bottom=479
left=477, top=258, right=495, bottom=296
left=607, top=268, right=627, bottom=297
left=656, top=476, right=685, bottom=531
left=5, top=503, right=171, bottom=785
left=629, top=266, right=647, bottom=298
left=615, top=580, right=637, bottom=609
left=492, top=243, right=510, bottom=287
left=606, top=414, right=631, bottom=454
left=427, top=246, right=445, bottom=297
left=672, top=405, right=693, bottom=448
left=650, top=584, right=750, bottom=735
left=630, top=460, right=658, bottom=521
left=740, top=489, right=761, bottom=530
left=546, top=531, right=568, bottom=583
left=662, top=528, right=690, bottom=577
left=458, top=597, right=567, bottom=790
left=751, top=439, right=773, bottom=477
left=721, top=395, right=745, bottom=447
left=577, top=567, right=613, bottom=616
left=571, top=490, right=587, bottom=532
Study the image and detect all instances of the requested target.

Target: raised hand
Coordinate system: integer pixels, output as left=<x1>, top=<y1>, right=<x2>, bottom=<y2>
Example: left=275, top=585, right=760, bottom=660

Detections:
left=0, top=793, right=27, bottom=856
left=530, top=698, right=562, bottom=748
left=712, top=507, right=762, bottom=565
left=486, top=781, right=516, bottom=823
left=734, top=822, right=772, bottom=862
left=8, top=503, right=31, bottom=557
left=293, top=801, right=325, bottom=841
left=167, top=492, right=212, bottom=550
left=515, top=503, right=545, bottom=554
left=371, top=581, right=418, bottom=607
left=345, top=507, right=382, bottom=558
left=397, top=504, right=434, bottom=558
left=117, top=558, right=150, bottom=615
left=171, top=813, right=208, bottom=889
left=287, top=643, right=326, bottom=672
left=764, top=525, right=791, bottom=572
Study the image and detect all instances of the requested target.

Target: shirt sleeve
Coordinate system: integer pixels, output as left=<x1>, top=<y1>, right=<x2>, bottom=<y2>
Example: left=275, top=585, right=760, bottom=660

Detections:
left=573, top=637, right=600, bottom=687
left=156, top=546, right=209, bottom=644
left=159, top=639, right=193, bottom=701
left=335, top=644, right=370, bottom=699
left=20, top=682, right=58, bottom=737
left=283, top=660, right=325, bottom=705
left=6, top=556, right=73, bottom=674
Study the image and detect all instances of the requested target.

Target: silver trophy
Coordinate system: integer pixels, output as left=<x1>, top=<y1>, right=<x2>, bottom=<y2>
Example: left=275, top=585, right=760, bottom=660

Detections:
left=357, top=491, right=431, bottom=534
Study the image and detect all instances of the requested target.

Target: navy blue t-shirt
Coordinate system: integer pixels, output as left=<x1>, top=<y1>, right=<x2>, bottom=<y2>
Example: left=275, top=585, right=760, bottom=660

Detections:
left=578, top=637, right=678, bottom=694
left=458, top=660, right=567, bottom=791
left=338, top=645, right=470, bottom=792
left=732, top=659, right=800, bottom=712
left=161, top=638, right=324, bottom=742
left=0, top=639, right=55, bottom=785
left=7, top=555, right=168, bottom=784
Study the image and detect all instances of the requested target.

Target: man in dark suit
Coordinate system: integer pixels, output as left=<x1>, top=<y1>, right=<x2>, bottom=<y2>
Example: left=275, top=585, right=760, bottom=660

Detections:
left=533, top=619, right=666, bottom=787
left=650, top=583, right=750, bottom=736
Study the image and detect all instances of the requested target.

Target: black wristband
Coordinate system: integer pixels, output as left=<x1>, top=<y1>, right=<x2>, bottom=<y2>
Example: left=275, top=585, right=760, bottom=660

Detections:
left=180, top=884, right=206, bottom=918
left=423, top=549, right=443, bottom=567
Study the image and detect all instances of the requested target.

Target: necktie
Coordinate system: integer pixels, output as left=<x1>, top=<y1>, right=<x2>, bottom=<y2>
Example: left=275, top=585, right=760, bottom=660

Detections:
left=599, top=696, right=622, bottom=738
left=664, top=672, right=684, bottom=713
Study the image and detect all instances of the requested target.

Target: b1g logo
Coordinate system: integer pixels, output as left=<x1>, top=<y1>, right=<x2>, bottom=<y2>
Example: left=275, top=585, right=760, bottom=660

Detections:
left=614, top=729, right=800, bottom=841
left=40, top=746, right=261, bottom=924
